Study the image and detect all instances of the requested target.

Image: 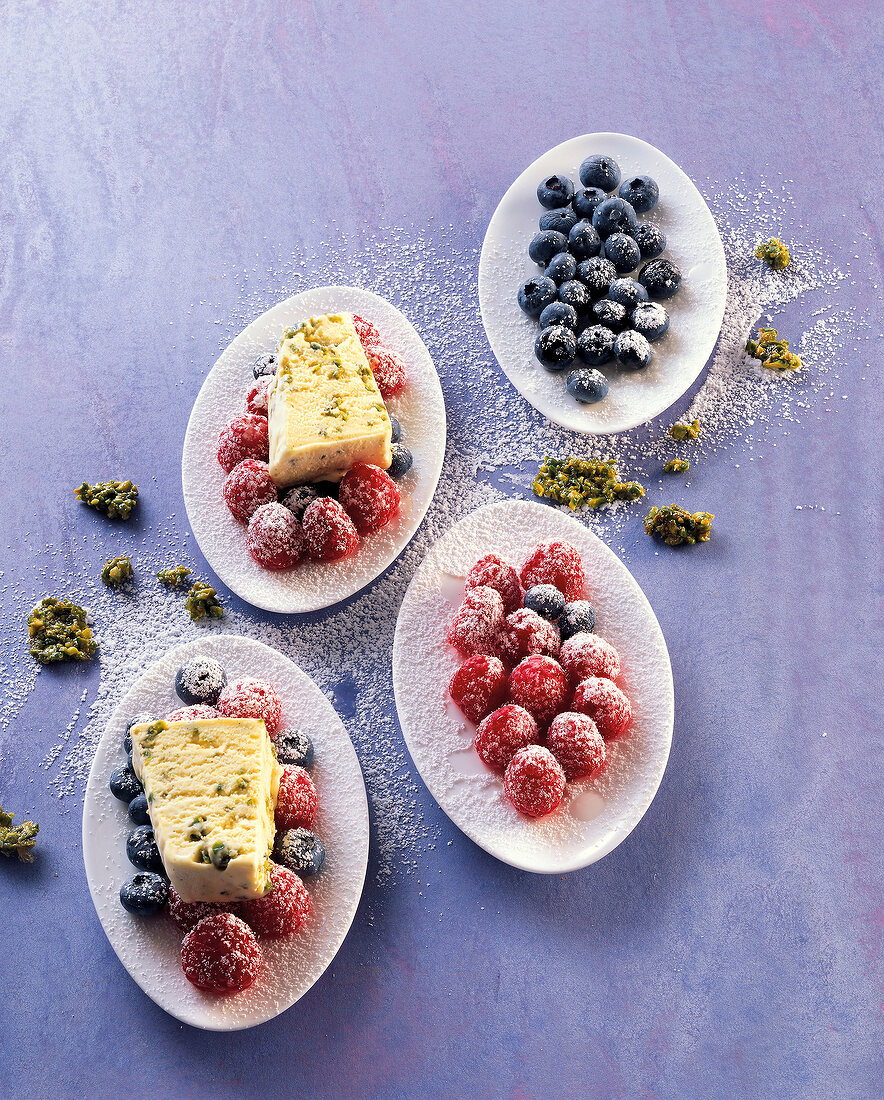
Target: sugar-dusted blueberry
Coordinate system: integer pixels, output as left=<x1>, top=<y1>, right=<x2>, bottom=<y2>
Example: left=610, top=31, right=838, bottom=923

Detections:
left=614, top=330, right=653, bottom=370
left=534, top=326, right=577, bottom=372
left=575, top=256, right=617, bottom=298
left=576, top=325, right=615, bottom=366
left=631, top=301, right=670, bottom=341
left=639, top=258, right=682, bottom=299
left=592, top=298, right=628, bottom=332
left=567, top=219, right=601, bottom=261
left=630, top=221, right=666, bottom=259
left=539, top=206, right=578, bottom=235
left=607, top=277, right=649, bottom=310
left=388, top=444, right=413, bottom=479
left=275, top=728, right=314, bottom=768
left=572, top=187, right=607, bottom=220
left=120, top=871, right=169, bottom=917
left=558, top=600, right=596, bottom=640
left=579, top=154, right=621, bottom=193
left=274, top=828, right=325, bottom=878
left=110, top=764, right=142, bottom=804
left=544, top=252, right=577, bottom=287
left=175, top=655, right=227, bottom=707
left=280, top=484, right=320, bottom=520
left=592, top=196, right=638, bottom=240
left=528, top=230, right=568, bottom=266
left=127, top=825, right=163, bottom=872
left=517, top=276, right=558, bottom=316
left=557, top=280, right=592, bottom=317
left=389, top=417, right=402, bottom=444
left=603, top=233, right=641, bottom=274
left=536, top=174, right=574, bottom=209
left=566, top=368, right=609, bottom=404
left=524, top=585, right=566, bottom=622
left=618, top=175, right=659, bottom=214
left=252, top=353, right=277, bottom=380
left=539, top=301, right=578, bottom=330
left=128, top=792, right=151, bottom=826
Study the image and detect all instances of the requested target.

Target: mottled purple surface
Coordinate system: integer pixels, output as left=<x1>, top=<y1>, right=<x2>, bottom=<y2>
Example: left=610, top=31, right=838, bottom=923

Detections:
left=1, top=2, right=882, bottom=1098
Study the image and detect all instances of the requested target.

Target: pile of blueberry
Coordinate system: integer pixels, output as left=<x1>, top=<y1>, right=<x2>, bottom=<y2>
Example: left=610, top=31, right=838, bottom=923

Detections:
left=517, top=153, right=682, bottom=405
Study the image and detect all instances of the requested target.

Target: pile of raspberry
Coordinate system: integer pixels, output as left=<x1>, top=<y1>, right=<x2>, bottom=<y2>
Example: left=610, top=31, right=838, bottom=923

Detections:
left=446, top=540, right=634, bottom=818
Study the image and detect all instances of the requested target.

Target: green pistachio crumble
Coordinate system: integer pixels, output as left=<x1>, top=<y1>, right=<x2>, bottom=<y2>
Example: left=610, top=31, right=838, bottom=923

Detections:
left=533, top=456, right=645, bottom=511
left=156, top=565, right=192, bottom=588
left=27, top=597, right=97, bottom=663
left=746, top=327, right=802, bottom=371
left=644, top=504, right=714, bottom=546
left=0, top=805, right=39, bottom=862
left=74, top=479, right=138, bottom=520
left=101, top=556, right=133, bottom=587
left=754, top=238, right=791, bottom=270
left=185, top=580, right=224, bottom=622
left=663, top=458, right=690, bottom=474
left=668, top=419, right=701, bottom=442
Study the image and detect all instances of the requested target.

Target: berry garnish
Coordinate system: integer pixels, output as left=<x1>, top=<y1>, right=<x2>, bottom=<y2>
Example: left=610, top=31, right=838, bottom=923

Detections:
left=631, top=302, right=669, bottom=342
left=638, top=258, right=682, bottom=299
left=387, top=444, right=413, bottom=479
left=544, top=253, right=578, bottom=288
left=500, top=608, right=561, bottom=665
left=247, top=502, right=305, bottom=570
left=568, top=219, right=602, bottom=260
left=592, top=298, right=628, bottom=332
left=302, top=498, right=360, bottom=562
left=245, top=377, right=271, bottom=416
left=618, top=175, right=659, bottom=214
left=448, top=654, right=508, bottom=725
left=464, top=554, right=524, bottom=615
left=236, top=863, right=311, bottom=939
left=630, top=221, right=666, bottom=259
left=571, top=676, right=632, bottom=738
left=363, top=345, right=407, bottom=398
left=528, top=230, right=568, bottom=266
left=109, top=764, right=142, bottom=804
left=274, top=729, right=314, bottom=768
left=127, top=792, right=150, bottom=826
left=339, top=462, right=401, bottom=535
left=539, top=207, right=578, bottom=234
left=608, top=277, right=649, bottom=310
left=523, top=584, right=565, bottom=621
left=614, top=330, right=653, bottom=370
left=557, top=601, right=596, bottom=640
left=175, top=655, right=227, bottom=706
left=446, top=586, right=506, bottom=658
left=536, top=174, right=575, bottom=209
left=216, top=678, right=283, bottom=735
left=559, top=631, right=621, bottom=684
left=520, top=541, right=586, bottom=602
left=119, top=872, right=168, bottom=917
left=274, top=828, right=325, bottom=878
left=474, top=704, right=538, bottom=771
left=573, top=187, right=607, bottom=219
left=591, top=196, right=638, bottom=240
left=504, top=745, right=566, bottom=817
left=566, top=367, right=609, bottom=404
left=216, top=414, right=269, bottom=473
left=181, top=913, right=262, bottom=994
left=535, top=325, right=577, bottom=372
left=167, top=885, right=231, bottom=933
left=276, top=764, right=318, bottom=830
left=539, top=300, right=578, bottom=329
left=517, top=276, right=558, bottom=317
left=280, top=484, right=320, bottom=520
left=252, top=352, right=277, bottom=379
left=126, top=825, right=163, bottom=872
left=546, top=712, right=606, bottom=779
left=579, top=154, right=621, bottom=193
left=165, top=704, right=221, bottom=722
left=352, top=313, right=381, bottom=346
left=576, top=325, right=615, bottom=367
left=576, top=256, right=617, bottom=298
left=507, top=655, right=570, bottom=731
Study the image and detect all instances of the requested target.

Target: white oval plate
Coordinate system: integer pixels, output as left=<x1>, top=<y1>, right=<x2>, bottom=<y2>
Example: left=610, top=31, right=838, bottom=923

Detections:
left=183, top=286, right=447, bottom=613
left=392, top=500, right=674, bottom=874
left=479, top=132, right=727, bottom=434
left=82, top=634, right=369, bottom=1031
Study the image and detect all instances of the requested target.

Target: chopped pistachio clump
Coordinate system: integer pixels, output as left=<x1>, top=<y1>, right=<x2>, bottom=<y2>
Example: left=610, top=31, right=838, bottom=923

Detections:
left=156, top=565, right=192, bottom=588
left=101, top=555, right=133, bottom=587
left=668, top=419, right=701, bottom=442
left=754, top=237, right=790, bottom=271
left=644, top=504, right=714, bottom=546
left=532, top=456, right=645, bottom=511
left=0, top=806, right=38, bottom=862
left=75, top=479, right=139, bottom=520
left=28, top=597, right=97, bottom=663
left=746, top=327, right=802, bottom=371
left=185, top=580, right=224, bottom=622
left=663, top=458, right=690, bottom=474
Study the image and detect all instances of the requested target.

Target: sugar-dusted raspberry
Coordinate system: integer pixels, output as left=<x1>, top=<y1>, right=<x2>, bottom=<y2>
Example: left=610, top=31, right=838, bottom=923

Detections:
left=464, top=554, right=524, bottom=614
left=167, top=885, right=231, bottom=933
left=504, top=745, right=566, bottom=817
left=245, top=377, right=271, bottom=417
left=448, top=654, right=508, bottom=724
left=474, top=703, right=538, bottom=771
left=519, top=540, right=586, bottom=602
left=216, top=414, right=269, bottom=472
left=302, top=498, right=360, bottom=561
left=247, top=502, right=305, bottom=570
left=559, top=632, right=622, bottom=684
left=500, top=608, right=561, bottom=665
left=180, top=912, right=262, bottom=994
left=275, top=764, right=318, bottom=829
left=217, top=678, right=283, bottom=735
left=363, top=345, right=407, bottom=398
left=571, top=676, right=632, bottom=739
left=446, top=586, right=505, bottom=658
left=507, top=655, right=569, bottom=731
left=546, top=711, right=606, bottom=779
left=223, top=459, right=277, bottom=523
left=353, top=313, right=382, bottom=346
left=236, top=864, right=311, bottom=939
left=165, top=704, right=221, bottom=722
left=339, top=462, right=401, bottom=535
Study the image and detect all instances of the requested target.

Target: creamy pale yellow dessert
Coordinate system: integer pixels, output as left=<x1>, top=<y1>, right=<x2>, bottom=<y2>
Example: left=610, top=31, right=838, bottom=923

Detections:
left=266, top=312, right=393, bottom=488
left=129, top=717, right=282, bottom=903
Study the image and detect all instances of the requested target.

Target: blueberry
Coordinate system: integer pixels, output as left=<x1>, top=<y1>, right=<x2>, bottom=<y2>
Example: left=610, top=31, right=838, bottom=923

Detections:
left=124, top=713, right=153, bottom=755
left=539, top=207, right=577, bottom=235
left=528, top=230, right=568, bottom=266
left=128, top=792, right=151, bottom=826
left=592, top=298, right=628, bottom=332
left=274, top=828, right=325, bottom=878
left=544, top=252, right=577, bottom=286
left=592, top=197, right=638, bottom=240
left=559, top=601, right=596, bottom=639
left=536, top=174, right=575, bottom=209
left=631, top=302, right=670, bottom=342
left=614, top=330, right=653, bottom=370
left=517, top=276, right=558, bottom=316
left=534, top=326, right=577, bottom=372
left=603, top=233, right=641, bottom=274
left=573, top=188, right=607, bottom=220
left=126, top=825, right=163, bottom=872
left=575, top=257, right=617, bottom=298
left=275, top=728, right=315, bottom=768
left=557, top=280, right=592, bottom=317
left=110, top=764, right=142, bottom=804
left=630, top=222, right=666, bottom=259
left=539, top=301, right=578, bottom=330
left=566, top=368, right=609, bottom=404
left=389, top=417, right=402, bottom=444
left=618, top=175, right=659, bottom=214
left=576, top=325, right=616, bottom=366
left=579, top=154, right=621, bottom=193
left=175, top=655, right=227, bottom=707
left=281, top=484, right=320, bottom=520
left=252, top=353, right=278, bottom=380
left=388, top=444, right=413, bottom=479
left=567, top=220, right=602, bottom=261
left=120, top=872, right=169, bottom=917
left=639, top=258, right=682, bottom=299
left=608, top=277, right=649, bottom=310
left=524, top=585, right=565, bottom=621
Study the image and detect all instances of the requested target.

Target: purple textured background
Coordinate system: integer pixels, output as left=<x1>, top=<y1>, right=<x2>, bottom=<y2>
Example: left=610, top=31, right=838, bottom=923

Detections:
left=1, top=2, right=882, bottom=1097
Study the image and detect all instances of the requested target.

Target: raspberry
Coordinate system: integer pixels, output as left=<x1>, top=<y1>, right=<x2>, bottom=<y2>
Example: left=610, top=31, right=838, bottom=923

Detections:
left=546, top=712, right=606, bottom=779
left=446, top=586, right=505, bottom=657
left=507, top=655, right=569, bottom=731
left=339, top=462, right=401, bottom=535
left=165, top=704, right=221, bottom=722
left=236, top=864, right=311, bottom=939
left=448, top=655, right=508, bottom=724
left=504, top=745, right=566, bottom=817
left=245, top=377, right=271, bottom=416
left=464, top=554, right=524, bottom=614
left=275, top=764, right=318, bottom=829
left=167, top=885, right=231, bottom=933
left=559, top=632, right=622, bottom=684
left=216, top=414, right=269, bottom=472
left=216, top=678, right=283, bottom=735
left=246, top=502, right=305, bottom=570
left=180, top=912, right=262, bottom=994
left=500, top=608, right=561, bottom=665
left=571, top=676, right=632, bottom=739
left=363, top=345, right=407, bottom=398
left=474, top=704, right=538, bottom=771
left=520, top=540, right=586, bottom=602
left=223, top=459, right=277, bottom=523
left=352, top=313, right=381, bottom=346
left=302, top=498, right=360, bottom=562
